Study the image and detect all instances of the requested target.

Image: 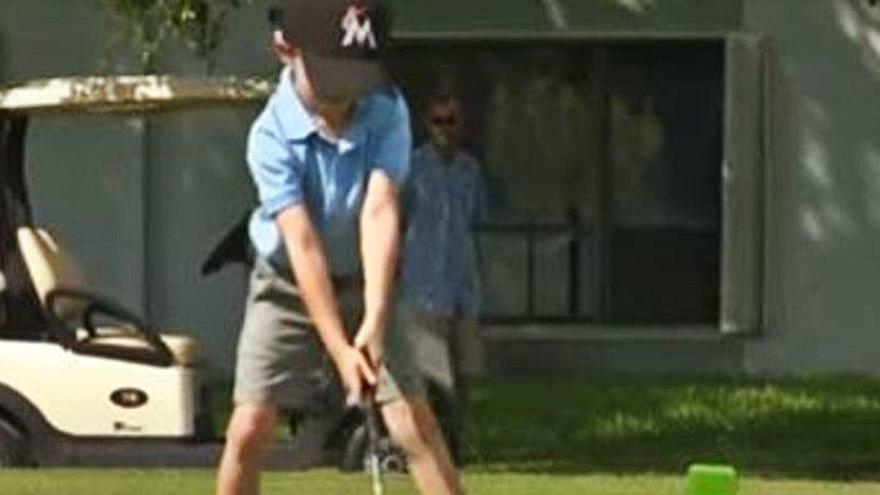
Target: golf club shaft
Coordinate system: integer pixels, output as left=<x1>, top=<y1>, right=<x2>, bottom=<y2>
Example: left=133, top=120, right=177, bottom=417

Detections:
left=365, top=391, right=384, bottom=495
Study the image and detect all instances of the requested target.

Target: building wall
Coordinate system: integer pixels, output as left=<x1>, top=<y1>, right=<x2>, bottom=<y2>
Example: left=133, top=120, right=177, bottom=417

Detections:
left=387, top=0, right=743, bottom=32
left=144, top=109, right=260, bottom=377
left=1, top=0, right=749, bottom=378
left=744, top=0, right=880, bottom=374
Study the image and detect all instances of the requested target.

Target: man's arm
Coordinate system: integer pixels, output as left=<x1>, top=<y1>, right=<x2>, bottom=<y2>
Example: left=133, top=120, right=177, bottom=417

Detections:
left=276, top=205, right=376, bottom=401
left=354, top=170, right=401, bottom=361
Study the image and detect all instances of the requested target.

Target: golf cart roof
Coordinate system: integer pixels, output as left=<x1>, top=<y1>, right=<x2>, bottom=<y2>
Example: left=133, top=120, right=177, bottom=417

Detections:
left=0, top=75, right=273, bottom=115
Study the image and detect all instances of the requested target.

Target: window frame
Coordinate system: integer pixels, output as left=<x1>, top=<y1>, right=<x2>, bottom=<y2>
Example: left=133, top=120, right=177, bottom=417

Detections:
left=391, top=31, right=769, bottom=334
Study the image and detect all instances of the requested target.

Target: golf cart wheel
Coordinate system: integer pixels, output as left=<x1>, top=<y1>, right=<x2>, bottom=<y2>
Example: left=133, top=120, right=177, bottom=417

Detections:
left=0, top=417, right=25, bottom=467
left=380, top=450, right=407, bottom=473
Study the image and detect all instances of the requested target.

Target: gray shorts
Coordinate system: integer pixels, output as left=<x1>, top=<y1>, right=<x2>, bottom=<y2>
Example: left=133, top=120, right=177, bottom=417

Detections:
left=396, top=310, right=486, bottom=393
left=233, top=260, right=425, bottom=409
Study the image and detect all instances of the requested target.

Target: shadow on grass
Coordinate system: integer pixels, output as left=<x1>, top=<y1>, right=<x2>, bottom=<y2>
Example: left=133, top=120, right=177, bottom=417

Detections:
left=462, top=375, right=880, bottom=480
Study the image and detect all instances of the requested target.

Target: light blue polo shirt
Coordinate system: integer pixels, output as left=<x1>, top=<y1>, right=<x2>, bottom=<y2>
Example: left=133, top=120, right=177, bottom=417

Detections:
left=247, top=69, right=411, bottom=276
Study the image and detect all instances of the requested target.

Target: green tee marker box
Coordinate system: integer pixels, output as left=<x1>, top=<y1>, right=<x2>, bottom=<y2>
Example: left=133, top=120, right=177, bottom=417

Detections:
left=685, top=464, right=739, bottom=495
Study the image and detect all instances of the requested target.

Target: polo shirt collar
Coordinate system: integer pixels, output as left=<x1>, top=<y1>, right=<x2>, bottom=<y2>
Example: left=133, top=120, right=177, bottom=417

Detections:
left=424, top=143, right=463, bottom=167
left=337, top=121, right=366, bottom=154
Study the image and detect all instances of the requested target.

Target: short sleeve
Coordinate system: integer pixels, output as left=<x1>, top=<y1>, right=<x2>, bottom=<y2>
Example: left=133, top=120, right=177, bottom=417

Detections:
left=368, top=91, right=412, bottom=185
left=247, top=121, right=304, bottom=218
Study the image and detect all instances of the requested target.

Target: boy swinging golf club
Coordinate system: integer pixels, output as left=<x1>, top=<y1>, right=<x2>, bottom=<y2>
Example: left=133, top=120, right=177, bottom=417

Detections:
left=215, top=1, right=462, bottom=494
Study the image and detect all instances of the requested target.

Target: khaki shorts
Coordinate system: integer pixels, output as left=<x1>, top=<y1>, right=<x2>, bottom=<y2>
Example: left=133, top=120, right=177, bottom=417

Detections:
left=395, top=309, right=486, bottom=393
left=233, top=259, right=424, bottom=409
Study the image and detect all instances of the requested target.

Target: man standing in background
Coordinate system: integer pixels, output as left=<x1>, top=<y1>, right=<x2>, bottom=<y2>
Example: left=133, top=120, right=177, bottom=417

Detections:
left=398, top=87, right=488, bottom=464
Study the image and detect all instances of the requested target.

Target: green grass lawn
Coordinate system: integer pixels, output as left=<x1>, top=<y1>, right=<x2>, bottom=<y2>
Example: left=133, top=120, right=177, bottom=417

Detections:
left=2, top=469, right=880, bottom=495
left=6, top=376, right=880, bottom=494
left=463, top=375, right=880, bottom=477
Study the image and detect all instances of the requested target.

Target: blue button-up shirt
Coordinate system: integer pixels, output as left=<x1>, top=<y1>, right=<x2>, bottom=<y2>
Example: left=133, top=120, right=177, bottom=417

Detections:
left=247, top=69, right=411, bottom=276
left=398, top=145, right=488, bottom=317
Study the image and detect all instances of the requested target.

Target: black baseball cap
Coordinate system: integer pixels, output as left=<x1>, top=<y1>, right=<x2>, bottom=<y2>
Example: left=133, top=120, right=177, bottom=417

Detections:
left=270, top=0, right=390, bottom=99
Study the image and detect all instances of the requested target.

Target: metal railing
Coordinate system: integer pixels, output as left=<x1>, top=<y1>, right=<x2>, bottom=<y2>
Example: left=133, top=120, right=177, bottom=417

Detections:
left=477, top=220, right=595, bottom=324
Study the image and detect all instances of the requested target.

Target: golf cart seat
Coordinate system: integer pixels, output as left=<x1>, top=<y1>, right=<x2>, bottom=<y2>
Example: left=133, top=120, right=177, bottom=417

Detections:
left=16, top=226, right=198, bottom=367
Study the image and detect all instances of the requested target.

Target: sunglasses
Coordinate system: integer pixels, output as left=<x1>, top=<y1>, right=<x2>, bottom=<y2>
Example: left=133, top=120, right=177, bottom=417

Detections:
left=430, top=116, right=458, bottom=127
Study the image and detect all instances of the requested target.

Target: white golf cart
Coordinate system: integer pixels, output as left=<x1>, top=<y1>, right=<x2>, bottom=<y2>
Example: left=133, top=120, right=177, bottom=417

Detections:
left=0, top=76, right=271, bottom=467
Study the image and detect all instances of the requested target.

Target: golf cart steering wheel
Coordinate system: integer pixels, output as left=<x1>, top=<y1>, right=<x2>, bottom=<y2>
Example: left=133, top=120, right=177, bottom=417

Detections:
left=44, top=287, right=174, bottom=367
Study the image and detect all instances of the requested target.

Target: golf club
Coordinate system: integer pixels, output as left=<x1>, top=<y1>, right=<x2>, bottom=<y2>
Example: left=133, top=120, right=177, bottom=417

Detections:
left=364, top=390, right=384, bottom=495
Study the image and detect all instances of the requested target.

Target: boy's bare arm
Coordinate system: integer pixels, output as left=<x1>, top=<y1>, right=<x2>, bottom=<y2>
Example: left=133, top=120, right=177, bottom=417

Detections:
left=355, top=169, right=401, bottom=361
left=275, top=205, right=376, bottom=401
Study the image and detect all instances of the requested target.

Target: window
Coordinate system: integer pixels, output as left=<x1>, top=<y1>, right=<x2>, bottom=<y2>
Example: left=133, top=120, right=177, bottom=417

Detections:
left=389, top=35, right=765, bottom=330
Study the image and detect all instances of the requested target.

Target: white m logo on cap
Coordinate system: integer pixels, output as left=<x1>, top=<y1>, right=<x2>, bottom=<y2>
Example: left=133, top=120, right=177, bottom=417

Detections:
left=340, top=5, right=377, bottom=50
